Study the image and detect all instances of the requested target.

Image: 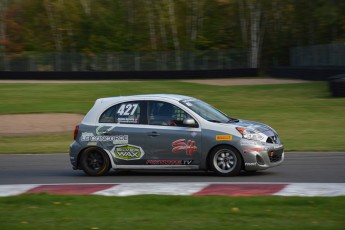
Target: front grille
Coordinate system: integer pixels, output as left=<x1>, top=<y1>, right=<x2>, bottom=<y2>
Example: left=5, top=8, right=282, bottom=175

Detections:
left=268, top=149, right=283, bottom=162
left=266, top=135, right=278, bottom=144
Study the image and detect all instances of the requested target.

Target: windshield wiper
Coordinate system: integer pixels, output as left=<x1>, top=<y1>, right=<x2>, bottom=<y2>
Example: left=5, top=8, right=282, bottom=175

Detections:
left=227, top=117, right=239, bottom=123
left=207, top=119, right=221, bottom=123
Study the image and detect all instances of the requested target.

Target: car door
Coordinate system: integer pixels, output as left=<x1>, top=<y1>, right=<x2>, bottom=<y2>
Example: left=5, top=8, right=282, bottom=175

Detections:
left=146, top=101, right=202, bottom=166
left=98, top=100, right=150, bottom=165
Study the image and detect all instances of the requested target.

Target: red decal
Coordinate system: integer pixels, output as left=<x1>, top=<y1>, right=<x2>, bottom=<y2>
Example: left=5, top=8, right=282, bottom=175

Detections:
left=146, top=160, right=182, bottom=165
left=172, top=139, right=197, bottom=155
left=25, top=184, right=117, bottom=195
left=194, top=184, right=288, bottom=196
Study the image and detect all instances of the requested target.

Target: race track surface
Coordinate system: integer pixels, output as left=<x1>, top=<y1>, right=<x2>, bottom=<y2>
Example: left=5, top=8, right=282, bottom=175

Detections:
left=1, top=152, right=344, bottom=184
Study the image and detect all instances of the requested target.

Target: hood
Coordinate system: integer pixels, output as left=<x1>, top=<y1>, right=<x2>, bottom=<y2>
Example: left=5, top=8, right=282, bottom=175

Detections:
left=232, top=119, right=281, bottom=144
left=235, top=119, right=276, bottom=136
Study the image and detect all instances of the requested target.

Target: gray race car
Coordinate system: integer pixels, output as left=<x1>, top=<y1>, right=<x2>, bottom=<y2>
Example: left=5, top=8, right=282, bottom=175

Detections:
left=70, top=94, right=284, bottom=176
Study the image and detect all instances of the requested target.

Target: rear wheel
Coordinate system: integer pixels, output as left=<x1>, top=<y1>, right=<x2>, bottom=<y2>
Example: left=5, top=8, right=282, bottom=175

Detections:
left=80, top=148, right=111, bottom=176
left=209, top=146, right=242, bottom=176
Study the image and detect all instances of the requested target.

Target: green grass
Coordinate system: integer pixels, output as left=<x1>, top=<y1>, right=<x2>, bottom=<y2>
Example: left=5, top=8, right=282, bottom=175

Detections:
left=0, top=134, right=71, bottom=154
left=0, top=81, right=344, bottom=152
left=0, top=194, right=344, bottom=230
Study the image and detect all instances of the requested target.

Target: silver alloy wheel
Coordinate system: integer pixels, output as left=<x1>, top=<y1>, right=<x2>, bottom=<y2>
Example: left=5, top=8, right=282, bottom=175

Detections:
left=213, top=149, right=237, bottom=173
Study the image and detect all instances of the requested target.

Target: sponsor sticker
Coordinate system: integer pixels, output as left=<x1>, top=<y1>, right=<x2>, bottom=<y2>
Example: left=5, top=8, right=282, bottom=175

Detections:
left=80, top=133, right=128, bottom=144
left=112, top=135, right=129, bottom=144
left=216, top=135, right=232, bottom=141
left=117, top=117, right=139, bottom=124
left=80, top=132, right=94, bottom=141
left=96, top=125, right=115, bottom=135
left=146, top=160, right=193, bottom=165
left=172, top=139, right=197, bottom=155
left=112, top=144, right=144, bottom=160
left=245, top=162, right=257, bottom=166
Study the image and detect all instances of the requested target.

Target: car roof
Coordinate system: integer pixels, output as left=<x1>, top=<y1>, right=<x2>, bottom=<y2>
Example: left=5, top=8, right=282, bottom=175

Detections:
left=82, top=94, right=196, bottom=124
left=97, top=94, right=195, bottom=104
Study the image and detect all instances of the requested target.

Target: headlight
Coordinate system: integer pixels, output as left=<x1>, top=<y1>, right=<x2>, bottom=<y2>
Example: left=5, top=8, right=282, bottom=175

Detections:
left=236, top=127, right=265, bottom=142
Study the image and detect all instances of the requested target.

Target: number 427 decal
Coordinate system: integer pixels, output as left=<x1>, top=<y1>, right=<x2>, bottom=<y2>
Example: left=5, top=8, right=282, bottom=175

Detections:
left=117, top=104, right=138, bottom=116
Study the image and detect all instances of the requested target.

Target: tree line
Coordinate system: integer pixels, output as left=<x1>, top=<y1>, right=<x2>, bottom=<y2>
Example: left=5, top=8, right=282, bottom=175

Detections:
left=0, top=0, right=345, bottom=70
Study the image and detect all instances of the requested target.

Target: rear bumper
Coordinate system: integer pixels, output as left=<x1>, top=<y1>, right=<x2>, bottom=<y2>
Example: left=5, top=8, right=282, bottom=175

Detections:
left=69, top=141, right=82, bottom=170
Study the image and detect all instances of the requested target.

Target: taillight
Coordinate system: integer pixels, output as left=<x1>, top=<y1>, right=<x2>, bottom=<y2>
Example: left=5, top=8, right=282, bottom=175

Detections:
left=74, top=125, right=79, bottom=140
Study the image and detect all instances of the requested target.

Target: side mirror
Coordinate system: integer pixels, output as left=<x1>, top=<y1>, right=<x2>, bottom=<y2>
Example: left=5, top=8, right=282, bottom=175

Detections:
left=183, top=118, right=197, bottom=127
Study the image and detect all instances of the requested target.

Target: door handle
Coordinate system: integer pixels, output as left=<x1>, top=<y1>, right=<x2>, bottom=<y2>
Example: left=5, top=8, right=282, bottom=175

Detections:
left=148, top=131, right=160, bottom=137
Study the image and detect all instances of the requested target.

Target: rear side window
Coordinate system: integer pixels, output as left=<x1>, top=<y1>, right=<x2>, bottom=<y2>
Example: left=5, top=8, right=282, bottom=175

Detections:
left=99, top=101, right=147, bottom=124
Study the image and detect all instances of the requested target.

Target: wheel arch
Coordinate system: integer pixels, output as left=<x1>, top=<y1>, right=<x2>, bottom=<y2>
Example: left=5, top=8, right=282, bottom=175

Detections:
left=76, top=146, right=114, bottom=170
left=206, top=144, right=244, bottom=171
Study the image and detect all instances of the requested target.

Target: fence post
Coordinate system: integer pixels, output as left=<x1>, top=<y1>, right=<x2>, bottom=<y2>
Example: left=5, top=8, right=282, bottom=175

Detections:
left=29, top=55, right=36, bottom=71
left=135, top=52, right=140, bottom=71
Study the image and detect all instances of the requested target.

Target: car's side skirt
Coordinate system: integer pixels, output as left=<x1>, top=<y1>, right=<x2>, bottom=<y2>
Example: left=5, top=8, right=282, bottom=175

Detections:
left=113, top=165, right=200, bottom=170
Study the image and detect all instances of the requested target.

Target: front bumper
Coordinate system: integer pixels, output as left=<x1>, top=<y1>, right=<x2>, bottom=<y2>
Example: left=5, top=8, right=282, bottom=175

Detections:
left=239, top=139, right=284, bottom=171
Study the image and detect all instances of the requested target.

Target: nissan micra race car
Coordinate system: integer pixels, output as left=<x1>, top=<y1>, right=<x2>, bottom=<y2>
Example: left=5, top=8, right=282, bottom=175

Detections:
left=70, top=94, right=284, bottom=176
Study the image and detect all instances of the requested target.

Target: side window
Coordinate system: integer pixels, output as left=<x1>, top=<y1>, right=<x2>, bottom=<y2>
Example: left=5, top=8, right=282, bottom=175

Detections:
left=99, top=101, right=147, bottom=124
left=148, top=101, right=192, bottom=126
left=99, top=105, right=116, bottom=123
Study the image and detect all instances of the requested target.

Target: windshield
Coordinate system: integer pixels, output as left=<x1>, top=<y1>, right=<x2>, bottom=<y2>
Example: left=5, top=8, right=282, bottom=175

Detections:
left=180, top=99, right=230, bottom=123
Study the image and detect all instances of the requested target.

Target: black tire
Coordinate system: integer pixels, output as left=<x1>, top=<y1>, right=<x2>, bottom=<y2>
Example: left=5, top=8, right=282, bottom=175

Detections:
left=80, top=148, right=111, bottom=176
left=209, top=145, right=242, bottom=176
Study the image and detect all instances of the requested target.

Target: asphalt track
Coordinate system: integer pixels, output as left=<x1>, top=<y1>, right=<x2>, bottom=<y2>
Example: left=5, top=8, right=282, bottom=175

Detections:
left=0, top=152, right=344, bottom=185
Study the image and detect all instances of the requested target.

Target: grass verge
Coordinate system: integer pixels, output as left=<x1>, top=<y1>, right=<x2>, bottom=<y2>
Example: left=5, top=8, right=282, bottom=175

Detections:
left=0, top=81, right=344, bottom=152
left=0, top=134, right=71, bottom=154
left=0, top=194, right=344, bottom=230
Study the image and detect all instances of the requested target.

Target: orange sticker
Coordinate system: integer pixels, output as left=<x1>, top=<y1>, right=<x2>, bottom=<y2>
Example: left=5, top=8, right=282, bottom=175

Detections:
left=216, top=135, right=232, bottom=141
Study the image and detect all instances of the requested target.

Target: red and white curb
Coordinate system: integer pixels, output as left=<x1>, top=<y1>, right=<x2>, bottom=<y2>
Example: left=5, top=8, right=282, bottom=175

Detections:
left=0, top=183, right=345, bottom=197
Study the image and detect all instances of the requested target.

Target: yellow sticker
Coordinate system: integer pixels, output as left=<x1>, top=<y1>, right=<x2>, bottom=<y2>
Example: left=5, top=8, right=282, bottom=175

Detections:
left=216, top=135, right=232, bottom=141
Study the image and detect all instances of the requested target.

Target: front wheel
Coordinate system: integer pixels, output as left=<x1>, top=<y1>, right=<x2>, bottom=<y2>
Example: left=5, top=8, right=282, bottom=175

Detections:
left=209, top=146, right=242, bottom=176
left=80, top=148, right=111, bottom=176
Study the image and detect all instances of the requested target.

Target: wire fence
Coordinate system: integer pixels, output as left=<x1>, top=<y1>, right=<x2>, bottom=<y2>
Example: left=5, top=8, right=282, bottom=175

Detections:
left=290, top=43, right=345, bottom=66
left=0, top=50, right=250, bottom=71
left=2, top=43, right=345, bottom=71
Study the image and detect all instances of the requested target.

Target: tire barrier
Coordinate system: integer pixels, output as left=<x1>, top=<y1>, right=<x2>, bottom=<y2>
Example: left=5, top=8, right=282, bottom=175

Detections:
left=329, top=74, right=345, bottom=97
left=268, top=66, right=345, bottom=81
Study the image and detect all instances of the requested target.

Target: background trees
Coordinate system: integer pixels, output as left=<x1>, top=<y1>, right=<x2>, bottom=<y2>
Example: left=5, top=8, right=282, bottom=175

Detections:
left=1, top=0, right=345, bottom=70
